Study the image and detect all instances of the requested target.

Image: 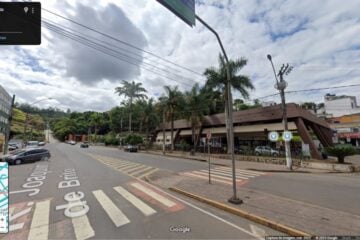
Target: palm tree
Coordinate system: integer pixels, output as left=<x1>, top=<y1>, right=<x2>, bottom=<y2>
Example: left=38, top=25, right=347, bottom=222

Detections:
left=115, top=80, right=147, bottom=132
left=184, top=84, right=209, bottom=153
left=138, top=98, right=158, bottom=142
left=204, top=54, right=254, bottom=153
left=159, top=85, right=184, bottom=151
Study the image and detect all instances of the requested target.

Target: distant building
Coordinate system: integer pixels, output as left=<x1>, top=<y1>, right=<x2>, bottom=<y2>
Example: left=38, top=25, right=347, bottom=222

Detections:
left=329, top=113, right=360, bottom=147
left=324, top=93, right=360, bottom=117
left=0, top=85, right=12, bottom=153
left=261, top=101, right=277, bottom=107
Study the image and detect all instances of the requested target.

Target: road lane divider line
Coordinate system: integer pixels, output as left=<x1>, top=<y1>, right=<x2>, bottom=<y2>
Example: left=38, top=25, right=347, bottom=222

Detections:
left=28, top=200, right=50, bottom=240
left=72, top=208, right=95, bottom=240
left=182, top=172, right=233, bottom=185
left=114, top=186, right=156, bottom=217
left=131, top=183, right=176, bottom=208
left=130, top=166, right=153, bottom=176
left=137, top=168, right=158, bottom=179
left=92, top=190, right=130, bottom=227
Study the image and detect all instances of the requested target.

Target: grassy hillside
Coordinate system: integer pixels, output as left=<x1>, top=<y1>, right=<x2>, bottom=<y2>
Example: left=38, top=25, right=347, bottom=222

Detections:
left=11, top=108, right=45, bottom=140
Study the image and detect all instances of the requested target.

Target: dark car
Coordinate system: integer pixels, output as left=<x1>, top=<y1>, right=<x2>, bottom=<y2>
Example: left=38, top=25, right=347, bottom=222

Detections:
left=3, top=148, right=51, bottom=165
left=124, top=145, right=138, bottom=152
left=80, top=142, right=89, bottom=148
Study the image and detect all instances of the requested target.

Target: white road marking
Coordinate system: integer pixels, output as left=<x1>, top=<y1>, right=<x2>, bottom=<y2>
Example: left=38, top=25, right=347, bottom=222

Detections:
left=182, top=172, right=233, bottom=185
left=9, top=207, right=32, bottom=222
left=137, top=168, right=158, bottom=179
left=213, top=168, right=258, bottom=176
left=203, top=169, right=251, bottom=179
left=191, top=171, right=242, bottom=181
left=114, top=186, right=156, bottom=216
left=216, top=167, right=263, bottom=176
left=135, top=179, right=263, bottom=240
left=130, top=166, right=153, bottom=176
left=92, top=190, right=130, bottom=227
left=250, top=224, right=266, bottom=238
left=125, top=165, right=147, bottom=173
left=28, top=200, right=50, bottom=240
left=72, top=208, right=95, bottom=240
left=116, top=163, right=139, bottom=170
left=9, top=223, right=24, bottom=232
left=131, top=183, right=176, bottom=208
left=122, top=164, right=144, bottom=173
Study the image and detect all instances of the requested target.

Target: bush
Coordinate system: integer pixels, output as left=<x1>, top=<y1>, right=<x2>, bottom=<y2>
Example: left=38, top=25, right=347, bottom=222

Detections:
left=104, top=134, right=119, bottom=146
left=325, top=146, right=357, bottom=163
left=124, top=134, right=143, bottom=145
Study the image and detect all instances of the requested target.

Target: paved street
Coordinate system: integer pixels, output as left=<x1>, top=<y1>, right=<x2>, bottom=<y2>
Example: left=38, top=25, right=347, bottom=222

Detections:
left=4, top=141, right=280, bottom=239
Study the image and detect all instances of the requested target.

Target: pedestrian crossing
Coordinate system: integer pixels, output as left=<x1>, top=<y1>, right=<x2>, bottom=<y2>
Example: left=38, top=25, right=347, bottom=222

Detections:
left=7, top=182, right=182, bottom=240
left=88, top=154, right=159, bottom=180
left=181, top=166, right=266, bottom=185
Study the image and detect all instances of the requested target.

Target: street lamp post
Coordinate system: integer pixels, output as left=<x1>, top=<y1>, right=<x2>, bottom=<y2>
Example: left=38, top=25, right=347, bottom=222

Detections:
left=196, top=15, right=242, bottom=204
left=267, top=55, right=293, bottom=170
left=23, top=98, right=53, bottom=145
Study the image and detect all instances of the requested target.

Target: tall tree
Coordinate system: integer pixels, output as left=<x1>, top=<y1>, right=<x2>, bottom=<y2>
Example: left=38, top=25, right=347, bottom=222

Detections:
left=138, top=98, right=158, bottom=139
left=204, top=54, right=254, bottom=153
left=184, top=84, right=209, bottom=152
left=159, top=85, right=184, bottom=151
left=115, top=80, right=147, bottom=132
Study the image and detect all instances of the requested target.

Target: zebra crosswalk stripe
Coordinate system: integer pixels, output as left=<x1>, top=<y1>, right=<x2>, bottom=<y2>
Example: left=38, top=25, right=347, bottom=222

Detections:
left=71, top=208, right=95, bottom=240
left=182, top=172, right=232, bottom=185
left=137, top=168, right=158, bottom=179
left=93, top=190, right=130, bottom=227
left=215, top=167, right=264, bottom=176
left=124, top=165, right=146, bottom=173
left=208, top=170, right=253, bottom=179
left=114, top=162, right=136, bottom=169
left=131, top=183, right=176, bottom=208
left=123, top=164, right=144, bottom=173
left=28, top=200, right=50, bottom=240
left=130, top=166, right=153, bottom=176
left=190, top=171, right=242, bottom=181
left=117, top=164, right=141, bottom=171
left=114, top=186, right=156, bottom=217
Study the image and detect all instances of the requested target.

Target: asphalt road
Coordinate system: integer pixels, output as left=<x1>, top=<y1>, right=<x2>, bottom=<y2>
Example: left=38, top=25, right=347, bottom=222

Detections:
left=4, top=142, right=280, bottom=239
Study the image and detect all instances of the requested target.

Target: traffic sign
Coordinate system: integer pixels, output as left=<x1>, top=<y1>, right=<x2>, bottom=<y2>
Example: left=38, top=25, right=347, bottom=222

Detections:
left=268, top=131, right=279, bottom=142
left=282, top=131, right=293, bottom=142
left=157, top=0, right=195, bottom=27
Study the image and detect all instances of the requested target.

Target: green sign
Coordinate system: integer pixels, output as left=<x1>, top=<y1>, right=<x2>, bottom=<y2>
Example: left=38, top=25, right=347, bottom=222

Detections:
left=157, top=0, right=195, bottom=27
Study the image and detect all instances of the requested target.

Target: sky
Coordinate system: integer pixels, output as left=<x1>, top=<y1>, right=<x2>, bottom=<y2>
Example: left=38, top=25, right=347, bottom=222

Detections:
left=1, top=0, right=359, bottom=112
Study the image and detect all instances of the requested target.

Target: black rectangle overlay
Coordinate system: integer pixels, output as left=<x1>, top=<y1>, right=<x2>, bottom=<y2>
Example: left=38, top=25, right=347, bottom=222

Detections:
left=0, top=2, right=41, bottom=45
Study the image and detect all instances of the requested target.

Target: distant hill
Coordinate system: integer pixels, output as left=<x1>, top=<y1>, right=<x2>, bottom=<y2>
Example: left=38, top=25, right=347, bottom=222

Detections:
left=11, top=108, right=45, bottom=141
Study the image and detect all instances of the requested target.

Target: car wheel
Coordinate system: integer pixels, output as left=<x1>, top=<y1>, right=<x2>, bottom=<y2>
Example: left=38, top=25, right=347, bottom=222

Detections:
left=42, top=156, right=49, bottom=161
left=15, top=159, right=22, bottom=165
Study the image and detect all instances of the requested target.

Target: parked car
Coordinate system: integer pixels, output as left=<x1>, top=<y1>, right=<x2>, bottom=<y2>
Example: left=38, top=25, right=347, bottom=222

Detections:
left=80, top=142, right=89, bottom=148
left=124, top=145, right=138, bottom=152
left=8, top=143, right=18, bottom=151
left=3, top=148, right=51, bottom=165
left=26, top=141, right=39, bottom=149
left=254, top=146, right=279, bottom=157
left=69, top=140, right=76, bottom=145
left=38, top=141, right=46, bottom=146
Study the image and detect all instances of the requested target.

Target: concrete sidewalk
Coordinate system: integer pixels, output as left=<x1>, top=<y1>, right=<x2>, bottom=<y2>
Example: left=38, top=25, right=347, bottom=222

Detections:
left=141, top=150, right=332, bottom=173
left=148, top=172, right=360, bottom=236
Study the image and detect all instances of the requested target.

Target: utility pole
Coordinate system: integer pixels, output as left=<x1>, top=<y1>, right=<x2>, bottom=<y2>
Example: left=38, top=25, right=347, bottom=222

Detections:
left=162, top=111, right=166, bottom=155
left=267, top=54, right=293, bottom=170
left=196, top=15, right=242, bottom=204
left=4, top=95, right=15, bottom=155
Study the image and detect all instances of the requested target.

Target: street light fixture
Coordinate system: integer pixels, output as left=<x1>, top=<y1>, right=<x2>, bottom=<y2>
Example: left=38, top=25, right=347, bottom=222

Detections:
left=23, top=97, right=54, bottom=144
left=267, top=54, right=293, bottom=170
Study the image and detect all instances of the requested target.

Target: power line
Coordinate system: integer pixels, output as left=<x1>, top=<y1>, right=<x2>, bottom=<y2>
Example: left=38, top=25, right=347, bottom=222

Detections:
left=42, top=8, right=203, bottom=77
left=43, top=21, right=194, bottom=87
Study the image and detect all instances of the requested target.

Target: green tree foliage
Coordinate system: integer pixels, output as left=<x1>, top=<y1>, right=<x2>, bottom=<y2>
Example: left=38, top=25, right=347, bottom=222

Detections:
left=115, top=80, right=147, bottom=132
left=124, top=134, right=143, bottom=145
left=325, top=146, right=357, bottom=163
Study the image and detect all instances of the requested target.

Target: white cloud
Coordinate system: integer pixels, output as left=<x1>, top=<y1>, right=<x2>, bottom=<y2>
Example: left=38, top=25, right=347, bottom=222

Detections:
left=1, top=0, right=359, bottom=112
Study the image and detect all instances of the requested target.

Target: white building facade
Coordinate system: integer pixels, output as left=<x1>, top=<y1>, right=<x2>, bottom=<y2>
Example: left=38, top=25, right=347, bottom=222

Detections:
left=324, top=94, right=360, bottom=117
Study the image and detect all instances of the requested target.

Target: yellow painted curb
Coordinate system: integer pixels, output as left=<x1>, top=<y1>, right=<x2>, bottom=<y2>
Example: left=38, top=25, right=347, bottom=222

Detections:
left=169, top=187, right=311, bottom=237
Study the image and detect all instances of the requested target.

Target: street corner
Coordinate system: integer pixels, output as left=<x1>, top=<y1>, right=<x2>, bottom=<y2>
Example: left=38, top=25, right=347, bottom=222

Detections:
left=126, top=180, right=185, bottom=213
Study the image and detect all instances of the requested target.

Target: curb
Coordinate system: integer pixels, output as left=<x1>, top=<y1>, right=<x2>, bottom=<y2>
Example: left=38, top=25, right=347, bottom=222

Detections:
left=140, top=151, right=208, bottom=163
left=169, top=187, right=311, bottom=237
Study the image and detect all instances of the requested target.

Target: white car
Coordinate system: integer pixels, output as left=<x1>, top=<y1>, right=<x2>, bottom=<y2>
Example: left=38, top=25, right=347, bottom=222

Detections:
left=254, top=146, right=279, bottom=157
left=26, top=141, right=39, bottom=149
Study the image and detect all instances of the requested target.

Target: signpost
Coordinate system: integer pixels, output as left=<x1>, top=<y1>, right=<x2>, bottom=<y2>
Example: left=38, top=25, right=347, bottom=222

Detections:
left=156, top=0, right=195, bottom=27
left=207, top=130, right=211, bottom=184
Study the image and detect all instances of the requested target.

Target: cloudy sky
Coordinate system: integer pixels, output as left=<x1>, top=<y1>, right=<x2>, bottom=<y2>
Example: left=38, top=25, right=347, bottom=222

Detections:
left=1, top=0, right=359, bottom=112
